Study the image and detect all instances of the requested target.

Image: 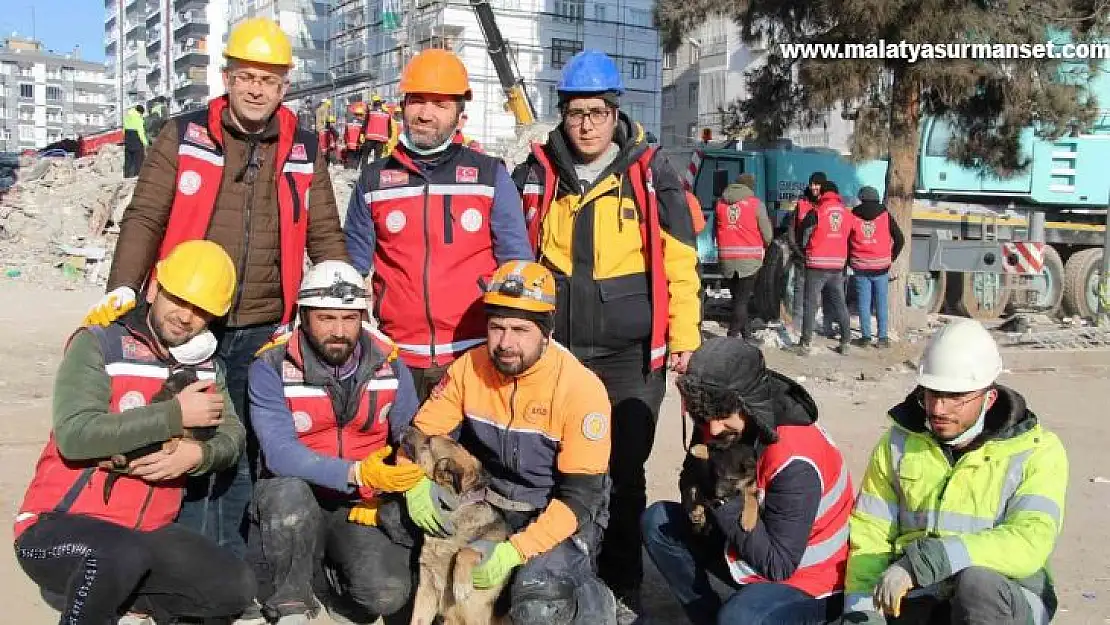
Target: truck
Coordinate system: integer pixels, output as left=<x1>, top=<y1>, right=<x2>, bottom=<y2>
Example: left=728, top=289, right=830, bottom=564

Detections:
left=685, top=115, right=1109, bottom=324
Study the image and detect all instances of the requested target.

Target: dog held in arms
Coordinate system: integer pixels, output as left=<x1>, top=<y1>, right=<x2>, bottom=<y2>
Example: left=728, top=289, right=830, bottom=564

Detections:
left=680, top=437, right=760, bottom=534
left=401, top=426, right=512, bottom=625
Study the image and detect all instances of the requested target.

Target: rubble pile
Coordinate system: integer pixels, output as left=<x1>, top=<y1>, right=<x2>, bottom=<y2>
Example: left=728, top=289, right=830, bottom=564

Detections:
left=0, top=145, right=134, bottom=288
left=330, top=166, right=360, bottom=223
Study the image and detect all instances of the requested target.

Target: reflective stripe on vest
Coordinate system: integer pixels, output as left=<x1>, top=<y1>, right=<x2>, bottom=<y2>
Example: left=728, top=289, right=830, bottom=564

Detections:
left=805, top=196, right=850, bottom=270
left=849, top=211, right=893, bottom=271
left=714, top=197, right=765, bottom=261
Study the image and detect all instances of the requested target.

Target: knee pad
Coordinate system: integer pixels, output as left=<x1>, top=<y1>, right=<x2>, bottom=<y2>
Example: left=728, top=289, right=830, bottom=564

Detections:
left=510, top=577, right=577, bottom=625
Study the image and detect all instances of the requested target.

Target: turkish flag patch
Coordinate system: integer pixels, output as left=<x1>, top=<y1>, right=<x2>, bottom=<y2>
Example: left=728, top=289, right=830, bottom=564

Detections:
left=290, top=143, right=308, bottom=161
left=455, top=166, right=478, bottom=183
left=183, top=123, right=216, bottom=149
left=380, top=169, right=409, bottom=186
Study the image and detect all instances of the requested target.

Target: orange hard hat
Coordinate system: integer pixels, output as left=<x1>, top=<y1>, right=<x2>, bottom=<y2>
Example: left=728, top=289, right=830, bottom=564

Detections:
left=399, top=49, right=472, bottom=100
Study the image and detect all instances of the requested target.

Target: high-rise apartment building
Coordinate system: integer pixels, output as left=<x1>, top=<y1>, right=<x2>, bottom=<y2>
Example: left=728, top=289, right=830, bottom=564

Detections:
left=228, top=0, right=330, bottom=92
left=105, top=0, right=153, bottom=123
left=145, top=0, right=230, bottom=112
left=0, top=36, right=115, bottom=152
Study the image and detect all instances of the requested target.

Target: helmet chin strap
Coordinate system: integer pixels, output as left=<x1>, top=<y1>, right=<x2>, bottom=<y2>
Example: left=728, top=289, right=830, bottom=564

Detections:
left=928, top=392, right=992, bottom=447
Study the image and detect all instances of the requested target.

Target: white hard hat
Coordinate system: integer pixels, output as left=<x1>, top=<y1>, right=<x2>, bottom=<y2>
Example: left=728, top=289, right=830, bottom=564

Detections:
left=297, top=261, right=368, bottom=310
left=917, top=319, right=1002, bottom=393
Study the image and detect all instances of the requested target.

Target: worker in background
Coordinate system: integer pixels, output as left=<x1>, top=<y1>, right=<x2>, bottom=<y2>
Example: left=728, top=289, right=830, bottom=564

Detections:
left=841, top=319, right=1067, bottom=625
left=786, top=171, right=838, bottom=340
left=298, top=96, right=316, bottom=131
left=323, top=114, right=340, bottom=165
left=248, top=261, right=420, bottom=625
left=362, top=94, right=393, bottom=162
left=643, top=337, right=852, bottom=624
left=511, top=49, right=701, bottom=624
left=345, top=101, right=368, bottom=169
left=85, top=17, right=349, bottom=566
left=344, top=48, right=532, bottom=401
left=123, top=103, right=149, bottom=178
left=145, top=96, right=170, bottom=144
left=714, top=172, right=772, bottom=341
left=797, top=180, right=854, bottom=355
left=13, top=241, right=253, bottom=625
left=315, top=97, right=332, bottom=135
left=848, top=186, right=905, bottom=348
left=402, top=261, right=617, bottom=624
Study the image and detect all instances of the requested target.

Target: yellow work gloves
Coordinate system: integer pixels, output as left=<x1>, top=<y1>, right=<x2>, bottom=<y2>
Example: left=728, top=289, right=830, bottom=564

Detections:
left=874, top=561, right=914, bottom=617
left=469, top=540, right=524, bottom=589
left=348, top=498, right=382, bottom=526
left=354, top=446, right=425, bottom=493
left=84, top=286, right=137, bottom=327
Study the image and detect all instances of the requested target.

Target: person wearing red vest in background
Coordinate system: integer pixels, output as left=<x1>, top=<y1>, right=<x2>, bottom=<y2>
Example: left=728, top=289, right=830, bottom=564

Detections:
left=848, top=186, right=905, bottom=349
left=797, top=180, right=855, bottom=355
left=14, top=241, right=254, bottom=625
left=248, top=261, right=422, bottom=624
left=714, top=172, right=772, bottom=340
left=82, top=18, right=349, bottom=560
left=643, top=337, right=853, bottom=625
left=363, top=94, right=393, bottom=162
left=787, top=171, right=839, bottom=339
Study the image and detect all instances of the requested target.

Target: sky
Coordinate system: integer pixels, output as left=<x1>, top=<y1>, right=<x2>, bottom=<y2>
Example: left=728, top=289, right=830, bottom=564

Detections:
left=1, top=0, right=106, bottom=62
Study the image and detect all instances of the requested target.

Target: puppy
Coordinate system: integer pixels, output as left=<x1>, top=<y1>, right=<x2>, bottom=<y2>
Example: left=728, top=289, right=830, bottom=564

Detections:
left=680, top=438, right=760, bottom=534
left=401, top=427, right=512, bottom=625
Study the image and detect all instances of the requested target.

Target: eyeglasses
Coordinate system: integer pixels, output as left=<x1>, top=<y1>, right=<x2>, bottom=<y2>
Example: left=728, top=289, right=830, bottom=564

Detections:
left=563, top=107, right=613, bottom=127
left=916, top=389, right=987, bottom=411
left=229, top=71, right=286, bottom=89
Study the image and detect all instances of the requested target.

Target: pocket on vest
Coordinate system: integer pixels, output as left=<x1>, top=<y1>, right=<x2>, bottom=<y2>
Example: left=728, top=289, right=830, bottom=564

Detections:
left=597, top=273, right=652, bottom=346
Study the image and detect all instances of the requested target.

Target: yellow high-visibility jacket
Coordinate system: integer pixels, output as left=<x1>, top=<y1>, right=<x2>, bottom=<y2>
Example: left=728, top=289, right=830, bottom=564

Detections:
left=845, top=386, right=1067, bottom=620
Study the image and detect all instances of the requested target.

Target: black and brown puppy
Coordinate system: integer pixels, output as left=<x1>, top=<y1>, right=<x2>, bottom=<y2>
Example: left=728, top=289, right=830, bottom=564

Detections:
left=401, top=426, right=512, bottom=625
left=680, top=438, right=760, bottom=535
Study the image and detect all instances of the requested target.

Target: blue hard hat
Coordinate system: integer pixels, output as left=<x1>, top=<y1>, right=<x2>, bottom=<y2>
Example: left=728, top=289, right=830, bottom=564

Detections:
left=557, top=50, right=625, bottom=95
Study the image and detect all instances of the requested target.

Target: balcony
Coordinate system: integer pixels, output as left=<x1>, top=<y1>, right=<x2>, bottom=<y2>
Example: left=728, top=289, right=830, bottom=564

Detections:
left=125, top=19, right=145, bottom=36
left=147, top=6, right=162, bottom=24
left=106, top=6, right=119, bottom=24
left=173, top=13, right=210, bottom=39
left=174, top=43, right=209, bottom=70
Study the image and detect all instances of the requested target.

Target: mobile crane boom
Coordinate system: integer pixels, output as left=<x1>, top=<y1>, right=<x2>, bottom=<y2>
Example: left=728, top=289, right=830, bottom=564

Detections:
left=469, top=0, right=537, bottom=126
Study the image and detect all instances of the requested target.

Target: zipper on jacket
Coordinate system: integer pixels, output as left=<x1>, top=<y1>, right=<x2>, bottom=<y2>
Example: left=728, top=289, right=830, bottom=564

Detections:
left=230, top=140, right=260, bottom=323
left=443, top=195, right=454, bottom=245
left=422, top=185, right=436, bottom=364
left=134, top=485, right=156, bottom=529
left=503, top=380, right=519, bottom=473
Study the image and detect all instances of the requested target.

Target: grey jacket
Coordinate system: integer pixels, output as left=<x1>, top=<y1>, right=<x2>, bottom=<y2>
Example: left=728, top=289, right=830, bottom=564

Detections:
left=718, top=183, right=772, bottom=279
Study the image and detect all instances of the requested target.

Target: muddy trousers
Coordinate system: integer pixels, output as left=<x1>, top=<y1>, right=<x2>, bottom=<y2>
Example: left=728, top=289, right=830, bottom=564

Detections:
left=589, top=347, right=668, bottom=603
left=250, top=477, right=415, bottom=624
left=14, top=512, right=255, bottom=625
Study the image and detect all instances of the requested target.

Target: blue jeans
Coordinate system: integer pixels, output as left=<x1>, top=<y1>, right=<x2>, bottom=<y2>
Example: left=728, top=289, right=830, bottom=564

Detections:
left=641, top=501, right=841, bottom=625
left=852, top=273, right=889, bottom=340
left=176, top=322, right=277, bottom=559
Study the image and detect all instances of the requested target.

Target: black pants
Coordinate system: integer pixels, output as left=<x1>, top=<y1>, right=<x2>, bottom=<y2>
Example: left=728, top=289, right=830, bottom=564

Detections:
left=14, top=512, right=255, bottom=625
left=727, top=274, right=758, bottom=338
left=801, top=268, right=851, bottom=346
left=589, top=346, right=667, bottom=600
left=123, top=146, right=144, bottom=178
left=409, top=364, right=449, bottom=404
left=250, top=477, right=415, bottom=623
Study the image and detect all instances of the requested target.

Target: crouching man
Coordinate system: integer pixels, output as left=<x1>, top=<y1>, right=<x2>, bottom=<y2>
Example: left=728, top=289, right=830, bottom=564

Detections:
left=401, top=260, right=618, bottom=624
left=841, top=320, right=1067, bottom=625
left=248, top=260, right=423, bottom=624
left=642, top=337, right=853, bottom=624
left=14, top=240, right=254, bottom=624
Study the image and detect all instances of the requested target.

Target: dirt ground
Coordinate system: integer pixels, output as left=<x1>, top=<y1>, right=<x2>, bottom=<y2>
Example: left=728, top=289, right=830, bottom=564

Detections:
left=1, top=282, right=1108, bottom=624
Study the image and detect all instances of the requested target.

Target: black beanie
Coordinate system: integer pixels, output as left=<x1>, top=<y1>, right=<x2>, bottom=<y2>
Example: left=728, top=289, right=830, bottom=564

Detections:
left=809, top=171, right=828, bottom=185
left=485, top=304, right=553, bottom=335
left=676, top=337, right=780, bottom=443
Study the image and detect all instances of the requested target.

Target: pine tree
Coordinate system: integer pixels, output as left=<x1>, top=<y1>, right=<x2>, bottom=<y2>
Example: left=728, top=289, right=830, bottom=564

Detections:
left=655, top=0, right=1105, bottom=331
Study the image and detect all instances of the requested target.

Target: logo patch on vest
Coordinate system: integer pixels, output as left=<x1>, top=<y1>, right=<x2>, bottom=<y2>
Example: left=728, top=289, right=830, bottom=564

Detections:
left=184, top=123, right=216, bottom=149
left=459, top=208, right=483, bottom=233
left=292, top=411, right=313, bottom=433
left=582, top=412, right=608, bottom=441
left=282, top=361, right=305, bottom=383
left=120, top=337, right=156, bottom=362
left=455, top=166, right=478, bottom=183
left=380, top=170, right=409, bottom=187
left=828, top=211, right=843, bottom=232
left=291, top=143, right=308, bottom=161
left=862, top=220, right=876, bottom=239
left=178, top=170, right=202, bottom=196
left=378, top=402, right=393, bottom=424
left=727, top=203, right=741, bottom=225
left=524, top=402, right=549, bottom=424
left=385, top=210, right=407, bottom=234
left=119, top=390, right=147, bottom=411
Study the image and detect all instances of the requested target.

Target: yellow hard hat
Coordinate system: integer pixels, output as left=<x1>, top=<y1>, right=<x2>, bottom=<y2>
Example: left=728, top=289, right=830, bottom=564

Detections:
left=483, top=261, right=556, bottom=314
left=224, top=18, right=293, bottom=67
left=155, top=240, right=237, bottom=317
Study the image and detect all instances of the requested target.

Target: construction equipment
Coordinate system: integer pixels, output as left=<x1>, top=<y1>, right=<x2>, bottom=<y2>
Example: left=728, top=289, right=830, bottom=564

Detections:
left=468, top=0, right=536, bottom=126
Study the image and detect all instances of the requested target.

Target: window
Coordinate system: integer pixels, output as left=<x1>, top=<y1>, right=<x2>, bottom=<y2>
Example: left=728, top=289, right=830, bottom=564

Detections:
left=548, top=84, right=559, bottom=116
left=46, top=86, right=64, bottom=101
left=688, top=82, right=698, bottom=106
left=46, top=110, right=63, bottom=123
left=925, top=118, right=954, bottom=157
left=20, top=84, right=34, bottom=99
left=550, top=38, right=583, bottom=69
left=627, top=103, right=645, bottom=121
left=662, top=86, right=675, bottom=110
left=0, top=63, right=13, bottom=75
left=19, top=126, right=34, bottom=141
left=593, top=2, right=607, bottom=21
left=554, top=0, right=583, bottom=22
left=663, top=51, right=676, bottom=70
left=627, top=8, right=650, bottom=26
left=48, top=132, right=61, bottom=142
left=689, top=45, right=700, bottom=64
left=19, top=65, right=32, bottom=77
left=628, top=58, right=647, bottom=80
left=686, top=122, right=697, bottom=145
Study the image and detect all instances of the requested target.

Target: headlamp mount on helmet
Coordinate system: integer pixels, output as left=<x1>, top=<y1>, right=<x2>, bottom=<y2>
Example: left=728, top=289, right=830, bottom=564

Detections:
left=298, top=280, right=366, bottom=306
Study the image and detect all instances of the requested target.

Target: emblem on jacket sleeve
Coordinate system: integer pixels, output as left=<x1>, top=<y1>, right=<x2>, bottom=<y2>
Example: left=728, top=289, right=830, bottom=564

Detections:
left=178, top=171, right=202, bottom=196
left=456, top=166, right=478, bottom=183
left=460, top=208, right=483, bottom=233
left=582, top=412, right=608, bottom=441
left=380, top=170, right=409, bottom=186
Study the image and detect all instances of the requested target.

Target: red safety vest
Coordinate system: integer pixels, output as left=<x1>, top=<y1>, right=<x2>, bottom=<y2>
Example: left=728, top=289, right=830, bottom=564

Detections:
left=156, top=96, right=316, bottom=324
left=346, top=123, right=363, bottom=151
left=365, top=110, right=391, bottom=142
left=805, top=193, right=851, bottom=270
left=259, top=325, right=399, bottom=500
left=359, top=144, right=500, bottom=369
left=520, top=142, right=670, bottom=371
left=723, top=424, right=854, bottom=598
left=849, top=211, right=893, bottom=271
left=14, top=323, right=218, bottom=540
left=795, top=197, right=816, bottom=227
left=714, top=196, right=765, bottom=261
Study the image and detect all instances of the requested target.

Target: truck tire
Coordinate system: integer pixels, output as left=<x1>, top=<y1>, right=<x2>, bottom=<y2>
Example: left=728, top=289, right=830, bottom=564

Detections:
left=905, top=271, right=946, bottom=315
left=946, top=272, right=1013, bottom=320
left=1062, top=247, right=1103, bottom=320
left=1008, top=245, right=1064, bottom=316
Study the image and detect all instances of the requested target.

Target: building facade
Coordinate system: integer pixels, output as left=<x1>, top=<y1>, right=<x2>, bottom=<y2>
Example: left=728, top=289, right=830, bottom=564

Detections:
left=229, top=0, right=330, bottom=93
left=105, top=0, right=151, bottom=124
left=0, top=37, right=115, bottom=152
left=146, top=0, right=230, bottom=113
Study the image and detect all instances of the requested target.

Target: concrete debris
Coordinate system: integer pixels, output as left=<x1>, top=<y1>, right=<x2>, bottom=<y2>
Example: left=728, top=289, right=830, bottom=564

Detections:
left=329, top=166, right=360, bottom=224
left=0, top=145, right=132, bottom=288
left=753, top=327, right=787, bottom=350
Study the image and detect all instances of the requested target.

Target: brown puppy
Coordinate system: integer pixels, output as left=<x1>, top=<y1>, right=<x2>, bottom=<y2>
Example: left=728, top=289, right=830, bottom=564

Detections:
left=402, top=427, right=512, bottom=625
left=681, top=439, right=760, bottom=534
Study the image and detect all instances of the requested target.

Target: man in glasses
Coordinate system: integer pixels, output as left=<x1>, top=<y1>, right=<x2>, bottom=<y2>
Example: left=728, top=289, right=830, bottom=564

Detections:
left=84, top=16, right=349, bottom=562
left=842, top=319, right=1068, bottom=624
left=512, top=49, right=701, bottom=622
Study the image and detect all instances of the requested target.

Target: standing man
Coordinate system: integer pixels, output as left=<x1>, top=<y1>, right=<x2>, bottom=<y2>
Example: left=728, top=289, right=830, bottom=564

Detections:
left=83, top=17, right=349, bottom=557
left=123, top=104, right=149, bottom=178
left=362, top=94, right=393, bottom=162
left=841, top=320, right=1067, bottom=624
left=512, top=49, right=701, bottom=622
left=145, top=97, right=170, bottom=144
left=714, top=172, right=772, bottom=341
left=248, top=261, right=422, bottom=624
left=848, top=186, right=904, bottom=348
left=786, top=172, right=838, bottom=339
left=796, top=180, right=853, bottom=355
left=402, top=260, right=617, bottom=625
left=344, top=48, right=533, bottom=401
left=14, top=241, right=254, bottom=625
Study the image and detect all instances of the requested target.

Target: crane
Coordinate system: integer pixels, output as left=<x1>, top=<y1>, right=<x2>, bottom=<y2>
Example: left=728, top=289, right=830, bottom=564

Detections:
left=468, top=0, right=537, bottom=127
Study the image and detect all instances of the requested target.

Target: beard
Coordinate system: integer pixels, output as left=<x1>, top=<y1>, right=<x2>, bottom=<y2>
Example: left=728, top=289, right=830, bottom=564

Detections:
left=310, top=334, right=356, bottom=367
left=406, top=124, right=455, bottom=150
left=150, top=313, right=194, bottom=348
left=491, top=345, right=543, bottom=376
